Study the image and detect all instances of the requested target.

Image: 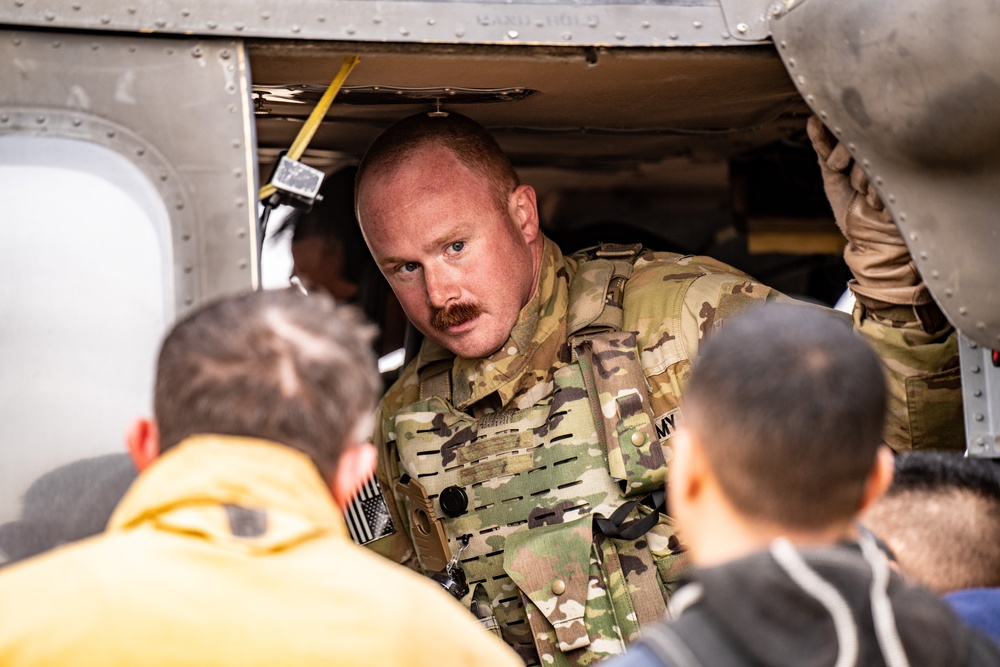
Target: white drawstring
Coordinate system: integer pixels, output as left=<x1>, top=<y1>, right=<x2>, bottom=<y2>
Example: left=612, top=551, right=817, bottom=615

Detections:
left=771, top=537, right=859, bottom=667
left=859, top=535, right=911, bottom=667
left=666, top=582, right=704, bottom=620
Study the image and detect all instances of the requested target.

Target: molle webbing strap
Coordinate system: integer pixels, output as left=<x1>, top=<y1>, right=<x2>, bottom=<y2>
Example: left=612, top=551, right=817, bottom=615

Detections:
left=568, top=244, right=665, bottom=498
left=573, top=331, right=665, bottom=497
left=575, top=243, right=644, bottom=336
left=419, top=359, right=453, bottom=402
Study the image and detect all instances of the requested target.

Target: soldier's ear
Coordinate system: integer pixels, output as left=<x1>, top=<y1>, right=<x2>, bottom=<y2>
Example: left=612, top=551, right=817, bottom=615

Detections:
left=668, top=427, right=704, bottom=515
left=126, top=418, right=160, bottom=472
left=508, top=184, right=540, bottom=244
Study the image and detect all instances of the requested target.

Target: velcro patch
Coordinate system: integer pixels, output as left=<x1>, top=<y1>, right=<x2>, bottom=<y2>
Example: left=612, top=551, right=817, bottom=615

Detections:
left=652, top=408, right=683, bottom=442
left=459, top=451, right=535, bottom=486
left=345, top=476, right=396, bottom=545
left=458, top=432, right=532, bottom=464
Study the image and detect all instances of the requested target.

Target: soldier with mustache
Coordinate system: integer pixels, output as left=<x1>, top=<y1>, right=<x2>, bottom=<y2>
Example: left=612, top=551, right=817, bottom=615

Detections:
left=352, top=112, right=964, bottom=666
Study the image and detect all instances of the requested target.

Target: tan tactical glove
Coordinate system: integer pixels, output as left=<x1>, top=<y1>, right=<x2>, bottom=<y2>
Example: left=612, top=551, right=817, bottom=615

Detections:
left=807, top=115, right=933, bottom=310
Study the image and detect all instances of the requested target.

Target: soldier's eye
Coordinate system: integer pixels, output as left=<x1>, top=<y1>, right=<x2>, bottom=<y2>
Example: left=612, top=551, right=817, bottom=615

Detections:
left=400, top=262, right=419, bottom=274
left=449, top=241, right=465, bottom=253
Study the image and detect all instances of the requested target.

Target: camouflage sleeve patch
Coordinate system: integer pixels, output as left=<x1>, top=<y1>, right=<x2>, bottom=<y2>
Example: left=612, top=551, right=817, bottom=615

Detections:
left=680, top=273, right=778, bottom=349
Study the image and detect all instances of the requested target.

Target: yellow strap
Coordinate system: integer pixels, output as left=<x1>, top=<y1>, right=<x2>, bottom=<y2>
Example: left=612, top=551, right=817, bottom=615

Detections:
left=259, top=55, right=360, bottom=201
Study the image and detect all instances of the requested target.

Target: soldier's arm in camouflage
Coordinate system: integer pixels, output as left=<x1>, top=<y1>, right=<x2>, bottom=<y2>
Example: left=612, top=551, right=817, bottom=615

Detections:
left=806, top=115, right=965, bottom=453
left=628, top=251, right=963, bottom=453
left=853, top=303, right=964, bottom=452
left=624, top=253, right=784, bottom=427
left=677, top=266, right=964, bottom=452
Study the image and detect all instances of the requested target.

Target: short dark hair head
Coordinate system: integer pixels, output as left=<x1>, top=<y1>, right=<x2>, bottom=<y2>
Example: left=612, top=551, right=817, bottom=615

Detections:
left=356, top=112, right=519, bottom=215
left=153, top=289, right=380, bottom=479
left=684, top=303, right=887, bottom=529
left=289, top=167, right=358, bottom=243
left=861, top=451, right=1000, bottom=592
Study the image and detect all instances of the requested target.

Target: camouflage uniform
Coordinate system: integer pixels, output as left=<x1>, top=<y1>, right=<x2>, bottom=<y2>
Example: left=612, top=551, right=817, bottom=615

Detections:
left=368, top=237, right=962, bottom=666
left=853, top=303, right=963, bottom=451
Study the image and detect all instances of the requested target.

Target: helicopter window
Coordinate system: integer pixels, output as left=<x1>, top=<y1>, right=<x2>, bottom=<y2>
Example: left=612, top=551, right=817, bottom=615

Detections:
left=0, top=136, right=172, bottom=564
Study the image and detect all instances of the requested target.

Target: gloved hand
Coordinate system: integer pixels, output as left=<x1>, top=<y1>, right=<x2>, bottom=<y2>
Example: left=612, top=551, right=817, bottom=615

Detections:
left=807, top=115, right=933, bottom=309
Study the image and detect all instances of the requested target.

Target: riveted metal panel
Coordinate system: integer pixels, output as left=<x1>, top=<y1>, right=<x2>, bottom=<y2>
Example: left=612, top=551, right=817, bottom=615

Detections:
left=0, top=29, right=258, bottom=316
left=959, top=336, right=1000, bottom=458
left=0, top=0, right=766, bottom=47
left=771, top=0, right=1000, bottom=350
left=718, top=0, right=782, bottom=41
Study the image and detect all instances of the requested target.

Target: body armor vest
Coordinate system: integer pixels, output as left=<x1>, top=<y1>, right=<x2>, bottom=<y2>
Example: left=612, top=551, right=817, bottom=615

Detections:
left=385, top=246, right=689, bottom=666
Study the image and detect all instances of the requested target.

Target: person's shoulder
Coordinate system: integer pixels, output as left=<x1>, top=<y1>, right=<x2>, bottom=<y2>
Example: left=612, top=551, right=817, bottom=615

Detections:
left=0, top=531, right=110, bottom=588
left=633, top=250, right=753, bottom=277
left=963, top=627, right=1000, bottom=666
left=337, top=539, right=484, bottom=618
left=0, top=534, right=120, bottom=645
left=340, top=544, right=522, bottom=665
left=377, top=358, right=421, bottom=417
left=623, top=252, right=780, bottom=356
left=885, top=573, right=1000, bottom=665
left=628, top=251, right=774, bottom=303
left=944, top=587, right=1000, bottom=645
left=604, top=607, right=741, bottom=667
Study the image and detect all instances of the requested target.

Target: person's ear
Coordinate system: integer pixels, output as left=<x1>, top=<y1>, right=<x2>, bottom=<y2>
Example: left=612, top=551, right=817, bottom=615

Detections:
left=508, top=184, right=540, bottom=244
left=330, top=443, right=378, bottom=510
left=668, top=426, right=704, bottom=519
left=857, top=445, right=895, bottom=514
left=126, top=418, right=161, bottom=472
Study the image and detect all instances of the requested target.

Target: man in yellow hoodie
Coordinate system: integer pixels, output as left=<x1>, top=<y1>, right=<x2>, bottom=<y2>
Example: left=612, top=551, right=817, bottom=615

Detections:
left=0, top=289, right=522, bottom=667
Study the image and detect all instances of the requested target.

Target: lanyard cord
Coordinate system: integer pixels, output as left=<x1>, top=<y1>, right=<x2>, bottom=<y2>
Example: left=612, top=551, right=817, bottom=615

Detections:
left=258, top=55, right=360, bottom=202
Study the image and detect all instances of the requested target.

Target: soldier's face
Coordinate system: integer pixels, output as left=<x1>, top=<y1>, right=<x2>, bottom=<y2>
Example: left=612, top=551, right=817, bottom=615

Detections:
left=358, top=146, right=541, bottom=359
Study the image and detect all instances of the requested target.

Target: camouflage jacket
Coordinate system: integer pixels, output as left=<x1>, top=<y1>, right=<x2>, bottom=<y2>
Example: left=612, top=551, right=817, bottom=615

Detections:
left=368, top=237, right=963, bottom=666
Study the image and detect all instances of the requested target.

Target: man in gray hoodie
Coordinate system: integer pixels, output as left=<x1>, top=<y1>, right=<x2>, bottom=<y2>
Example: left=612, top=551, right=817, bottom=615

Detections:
left=608, top=304, right=1000, bottom=667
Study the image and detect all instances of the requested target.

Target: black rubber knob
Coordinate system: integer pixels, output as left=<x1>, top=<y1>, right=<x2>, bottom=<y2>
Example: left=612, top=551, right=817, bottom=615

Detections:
left=439, top=485, right=469, bottom=517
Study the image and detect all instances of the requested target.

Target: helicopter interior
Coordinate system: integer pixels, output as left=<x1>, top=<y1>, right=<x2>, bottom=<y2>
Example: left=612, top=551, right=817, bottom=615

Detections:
left=250, top=39, right=847, bottom=300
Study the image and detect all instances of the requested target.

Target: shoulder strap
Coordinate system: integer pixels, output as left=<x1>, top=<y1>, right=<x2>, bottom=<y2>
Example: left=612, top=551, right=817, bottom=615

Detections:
left=568, top=243, right=666, bottom=499
left=418, top=359, right=452, bottom=402
left=568, top=242, right=644, bottom=338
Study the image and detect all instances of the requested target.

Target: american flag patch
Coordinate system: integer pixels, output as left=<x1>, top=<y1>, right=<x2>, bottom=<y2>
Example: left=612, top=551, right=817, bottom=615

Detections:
left=345, top=475, right=395, bottom=545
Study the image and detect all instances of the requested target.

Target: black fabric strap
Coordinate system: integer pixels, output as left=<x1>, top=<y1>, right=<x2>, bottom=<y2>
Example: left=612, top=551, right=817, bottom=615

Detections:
left=594, top=490, right=665, bottom=541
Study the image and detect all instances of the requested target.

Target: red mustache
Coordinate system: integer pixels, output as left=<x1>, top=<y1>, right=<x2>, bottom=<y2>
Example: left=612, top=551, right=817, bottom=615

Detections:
left=431, top=302, right=484, bottom=331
